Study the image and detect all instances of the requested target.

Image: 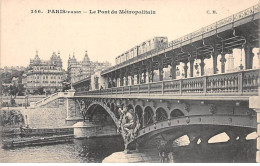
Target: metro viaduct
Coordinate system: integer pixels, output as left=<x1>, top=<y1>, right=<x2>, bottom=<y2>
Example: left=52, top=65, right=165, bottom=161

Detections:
left=70, top=4, right=260, bottom=162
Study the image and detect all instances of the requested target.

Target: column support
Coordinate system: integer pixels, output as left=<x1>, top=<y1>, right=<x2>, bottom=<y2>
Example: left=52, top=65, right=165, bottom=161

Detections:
left=151, top=70, right=154, bottom=82
left=200, top=58, right=205, bottom=76
left=131, top=74, right=134, bottom=85
left=170, top=61, right=176, bottom=79
left=137, top=70, right=140, bottom=84
left=183, top=62, right=188, bottom=78
left=158, top=59, right=164, bottom=81
left=125, top=70, right=128, bottom=86
left=147, top=65, right=150, bottom=83
left=212, top=48, right=219, bottom=74
left=120, top=69, right=124, bottom=86
left=143, top=69, right=147, bottom=83
left=190, top=59, right=194, bottom=77
left=159, top=67, right=163, bottom=81
left=220, top=52, right=226, bottom=73
left=244, top=44, right=254, bottom=69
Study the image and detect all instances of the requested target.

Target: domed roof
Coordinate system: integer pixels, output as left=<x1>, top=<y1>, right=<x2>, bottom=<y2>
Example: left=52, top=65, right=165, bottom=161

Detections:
left=51, top=52, right=58, bottom=59
left=83, top=50, right=90, bottom=62
left=34, top=50, right=40, bottom=61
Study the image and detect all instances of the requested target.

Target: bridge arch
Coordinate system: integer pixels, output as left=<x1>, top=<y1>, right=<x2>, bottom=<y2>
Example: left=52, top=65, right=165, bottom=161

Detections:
left=127, top=104, right=134, bottom=111
left=135, top=105, right=143, bottom=128
left=86, top=101, right=119, bottom=128
left=111, top=102, right=121, bottom=119
left=144, top=106, right=154, bottom=126
left=155, top=107, right=168, bottom=122
left=170, top=109, right=185, bottom=118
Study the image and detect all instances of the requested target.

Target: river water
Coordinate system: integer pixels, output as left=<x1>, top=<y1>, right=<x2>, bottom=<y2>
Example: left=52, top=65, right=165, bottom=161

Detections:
left=0, top=133, right=257, bottom=163
left=0, top=136, right=124, bottom=163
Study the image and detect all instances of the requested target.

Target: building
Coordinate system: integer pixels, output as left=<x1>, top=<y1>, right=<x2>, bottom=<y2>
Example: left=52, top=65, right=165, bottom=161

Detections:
left=67, top=50, right=111, bottom=83
left=0, top=66, right=26, bottom=73
left=23, top=51, right=64, bottom=94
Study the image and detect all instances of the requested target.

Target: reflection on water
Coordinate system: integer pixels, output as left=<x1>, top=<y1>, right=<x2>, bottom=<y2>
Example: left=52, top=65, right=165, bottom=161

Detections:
left=0, top=136, right=124, bottom=163
left=73, top=136, right=124, bottom=162
left=0, top=133, right=257, bottom=163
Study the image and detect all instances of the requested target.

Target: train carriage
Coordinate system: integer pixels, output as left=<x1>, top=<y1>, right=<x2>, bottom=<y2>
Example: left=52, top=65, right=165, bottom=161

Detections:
left=115, top=36, right=168, bottom=65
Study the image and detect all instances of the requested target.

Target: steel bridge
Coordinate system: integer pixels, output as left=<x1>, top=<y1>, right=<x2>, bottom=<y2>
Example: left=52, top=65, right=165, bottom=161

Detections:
left=68, top=4, right=260, bottom=162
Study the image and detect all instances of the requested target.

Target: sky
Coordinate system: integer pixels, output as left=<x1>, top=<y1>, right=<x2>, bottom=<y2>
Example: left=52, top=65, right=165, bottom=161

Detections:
left=1, top=0, right=259, bottom=69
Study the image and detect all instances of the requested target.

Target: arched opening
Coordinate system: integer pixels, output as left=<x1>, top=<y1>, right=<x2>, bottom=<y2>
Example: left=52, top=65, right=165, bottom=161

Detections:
left=135, top=105, right=143, bottom=128
left=106, top=102, right=110, bottom=108
left=127, top=104, right=134, bottom=111
left=155, top=107, right=168, bottom=122
left=144, top=106, right=154, bottom=126
left=170, top=109, right=184, bottom=118
left=246, top=131, right=257, bottom=140
left=197, top=138, right=201, bottom=144
left=110, top=103, right=116, bottom=115
left=88, top=104, right=113, bottom=123
left=208, top=132, right=230, bottom=143
left=173, top=135, right=190, bottom=146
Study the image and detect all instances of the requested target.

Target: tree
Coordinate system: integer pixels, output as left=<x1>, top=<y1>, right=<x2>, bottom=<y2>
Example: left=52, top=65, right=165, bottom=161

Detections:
left=1, top=85, right=9, bottom=96
left=9, top=85, right=18, bottom=97
left=17, top=84, right=25, bottom=96
left=37, top=87, right=44, bottom=95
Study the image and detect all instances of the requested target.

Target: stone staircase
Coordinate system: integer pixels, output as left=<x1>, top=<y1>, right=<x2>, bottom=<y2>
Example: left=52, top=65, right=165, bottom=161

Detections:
left=30, top=90, right=75, bottom=108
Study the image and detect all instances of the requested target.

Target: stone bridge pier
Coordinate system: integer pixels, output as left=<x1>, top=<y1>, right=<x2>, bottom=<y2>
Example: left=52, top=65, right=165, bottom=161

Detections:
left=249, top=87, right=260, bottom=163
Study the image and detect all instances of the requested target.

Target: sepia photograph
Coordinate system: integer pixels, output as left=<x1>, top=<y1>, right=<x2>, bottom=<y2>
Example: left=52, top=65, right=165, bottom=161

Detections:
left=0, top=0, right=260, bottom=163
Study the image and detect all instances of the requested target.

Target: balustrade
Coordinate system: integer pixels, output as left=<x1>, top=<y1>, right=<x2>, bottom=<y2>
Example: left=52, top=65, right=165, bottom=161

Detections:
left=182, top=77, right=204, bottom=94
left=149, top=82, right=162, bottom=94
left=139, top=84, right=149, bottom=93
left=130, top=85, right=139, bottom=94
left=75, top=69, right=259, bottom=97
left=243, top=69, right=259, bottom=93
left=123, top=86, right=130, bottom=94
left=163, top=80, right=180, bottom=94
left=207, top=72, right=242, bottom=94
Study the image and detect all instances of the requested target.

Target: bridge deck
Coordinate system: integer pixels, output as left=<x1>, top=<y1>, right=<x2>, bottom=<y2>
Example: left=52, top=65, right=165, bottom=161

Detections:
left=73, top=94, right=252, bottom=101
left=75, top=69, right=259, bottom=101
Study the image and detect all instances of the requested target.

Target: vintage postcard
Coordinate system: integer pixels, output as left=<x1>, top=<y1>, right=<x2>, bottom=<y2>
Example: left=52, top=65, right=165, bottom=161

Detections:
left=0, top=0, right=260, bottom=163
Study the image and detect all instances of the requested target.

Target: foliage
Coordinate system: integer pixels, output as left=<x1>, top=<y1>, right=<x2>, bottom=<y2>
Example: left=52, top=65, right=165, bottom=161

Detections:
left=37, top=87, right=45, bottom=95
left=1, top=110, right=25, bottom=126
left=17, top=84, right=25, bottom=96
left=9, top=85, right=19, bottom=97
left=0, top=70, right=24, bottom=84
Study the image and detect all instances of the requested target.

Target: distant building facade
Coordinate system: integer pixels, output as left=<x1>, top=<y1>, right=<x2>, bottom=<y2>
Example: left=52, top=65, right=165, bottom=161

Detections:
left=0, top=66, right=26, bottom=73
left=67, top=50, right=111, bottom=83
left=23, top=51, right=64, bottom=94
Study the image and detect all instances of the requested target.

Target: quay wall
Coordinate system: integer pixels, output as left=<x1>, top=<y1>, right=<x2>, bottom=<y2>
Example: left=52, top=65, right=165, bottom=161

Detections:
left=20, top=98, right=74, bottom=128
